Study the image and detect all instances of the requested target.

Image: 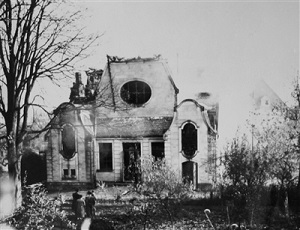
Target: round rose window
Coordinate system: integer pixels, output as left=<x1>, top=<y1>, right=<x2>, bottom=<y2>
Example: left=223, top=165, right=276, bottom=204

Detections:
left=120, top=81, right=151, bottom=106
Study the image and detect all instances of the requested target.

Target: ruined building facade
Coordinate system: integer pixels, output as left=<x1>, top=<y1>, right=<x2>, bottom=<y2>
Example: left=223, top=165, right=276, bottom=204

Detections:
left=46, top=56, right=219, bottom=189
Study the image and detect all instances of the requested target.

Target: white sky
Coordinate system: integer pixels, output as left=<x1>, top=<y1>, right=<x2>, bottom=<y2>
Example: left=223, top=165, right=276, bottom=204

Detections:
left=39, top=0, right=299, bottom=148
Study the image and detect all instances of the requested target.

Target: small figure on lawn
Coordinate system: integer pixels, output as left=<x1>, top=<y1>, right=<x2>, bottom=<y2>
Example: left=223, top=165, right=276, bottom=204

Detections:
left=72, top=188, right=85, bottom=220
left=85, top=191, right=96, bottom=218
left=76, top=197, right=86, bottom=220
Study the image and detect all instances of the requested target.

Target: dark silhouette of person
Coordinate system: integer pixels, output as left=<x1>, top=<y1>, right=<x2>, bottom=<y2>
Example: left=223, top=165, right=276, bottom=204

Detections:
left=85, top=191, right=96, bottom=218
left=72, top=188, right=83, bottom=219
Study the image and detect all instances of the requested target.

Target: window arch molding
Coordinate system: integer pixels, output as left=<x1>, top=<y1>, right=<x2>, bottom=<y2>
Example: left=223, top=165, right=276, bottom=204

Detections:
left=179, top=120, right=199, bottom=159
left=59, top=123, right=77, bottom=160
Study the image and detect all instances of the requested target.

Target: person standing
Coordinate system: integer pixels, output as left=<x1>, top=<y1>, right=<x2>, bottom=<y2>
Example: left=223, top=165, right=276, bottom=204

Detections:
left=85, top=191, right=96, bottom=218
left=72, top=188, right=83, bottom=220
left=76, top=197, right=86, bottom=220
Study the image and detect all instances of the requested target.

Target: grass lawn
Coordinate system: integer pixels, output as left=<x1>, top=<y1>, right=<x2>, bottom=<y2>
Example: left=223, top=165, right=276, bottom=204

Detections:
left=50, top=186, right=300, bottom=230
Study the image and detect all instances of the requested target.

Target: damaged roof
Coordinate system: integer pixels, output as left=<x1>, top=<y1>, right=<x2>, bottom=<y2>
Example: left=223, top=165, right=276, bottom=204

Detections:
left=107, top=55, right=162, bottom=63
left=105, top=55, right=179, bottom=94
left=96, top=117, right=173, bottom=138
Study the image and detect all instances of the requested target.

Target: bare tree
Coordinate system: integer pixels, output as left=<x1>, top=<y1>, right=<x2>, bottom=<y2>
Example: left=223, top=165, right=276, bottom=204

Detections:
left=0, top=0, right=98, bottom=209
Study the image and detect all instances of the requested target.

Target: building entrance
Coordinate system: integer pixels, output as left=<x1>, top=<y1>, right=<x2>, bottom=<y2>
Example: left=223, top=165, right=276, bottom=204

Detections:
left=123, top=143, right=141, bottom=182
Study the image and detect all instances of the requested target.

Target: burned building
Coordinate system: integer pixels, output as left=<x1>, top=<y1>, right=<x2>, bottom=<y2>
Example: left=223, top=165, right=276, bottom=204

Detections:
left=46, top=56, right=218, bottom=189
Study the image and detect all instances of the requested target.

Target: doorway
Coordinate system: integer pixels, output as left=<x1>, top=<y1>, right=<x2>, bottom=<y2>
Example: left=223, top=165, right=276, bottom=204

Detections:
left=182, top=161, right=198, bottom=189
left=123, top=143, right=141, bottom=182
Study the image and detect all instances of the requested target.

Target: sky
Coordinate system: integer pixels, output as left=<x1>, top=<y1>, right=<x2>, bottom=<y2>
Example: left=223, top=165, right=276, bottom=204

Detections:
left=39, top=0, right=299, bottom=147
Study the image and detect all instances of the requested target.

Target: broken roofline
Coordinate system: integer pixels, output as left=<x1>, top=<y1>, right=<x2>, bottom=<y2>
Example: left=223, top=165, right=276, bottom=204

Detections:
left=106, top=54, right=162, bottom=63
left=106, top=54, right=179, bottom=95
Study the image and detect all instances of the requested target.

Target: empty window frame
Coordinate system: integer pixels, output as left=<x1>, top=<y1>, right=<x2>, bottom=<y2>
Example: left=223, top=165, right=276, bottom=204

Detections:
left=63, top=169, right=69, bottom=177
left=62, top=168, right=76, bottom=179
left=71, top=169, right=76, bottom=177
left=151, top=142, right=165, bottom=161
left=120, top=81, right=151, bottom=106
left=61, top=124, right=76, bottom=159
left=99, top=143, right=113, bottom=171
left=181, top=123, right=198, bottom=159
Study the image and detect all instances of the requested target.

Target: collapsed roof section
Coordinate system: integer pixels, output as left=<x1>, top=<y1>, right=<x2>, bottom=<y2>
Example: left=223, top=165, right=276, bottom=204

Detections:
left=106, top=55, right=162, bottom=64
left=105, top=55, right=179, bottom=95
left=69, top=69, right=103, bottom=104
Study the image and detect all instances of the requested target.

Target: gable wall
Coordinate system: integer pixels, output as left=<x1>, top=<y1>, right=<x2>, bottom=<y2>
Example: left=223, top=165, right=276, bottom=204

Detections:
left=95, top=60, right=177, bottom=119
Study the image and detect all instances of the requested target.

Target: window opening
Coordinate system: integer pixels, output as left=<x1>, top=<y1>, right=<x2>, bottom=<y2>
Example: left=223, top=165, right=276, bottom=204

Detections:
left=121, top=81, right=151, bottom=106
left=181, top=123, right=198, bottom=159
left=61, top=124, right=76, bottom=159
left=71, top=169, right=76, bottom=176
left=123, top=143, right=141, bottom=182
left=151, top=142, right=165, bottom=161
left=63, top=168, right=76, bottom=180
left=99, top=143, right=113, bottom=171
left=63, top=169, right=68, bottom=176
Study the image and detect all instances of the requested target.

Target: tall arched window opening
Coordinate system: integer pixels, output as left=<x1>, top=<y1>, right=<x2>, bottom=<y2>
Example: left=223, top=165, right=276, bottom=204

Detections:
left=61, top=124, right=76, bottom=159
left=181, top=123, right=197, bottom=159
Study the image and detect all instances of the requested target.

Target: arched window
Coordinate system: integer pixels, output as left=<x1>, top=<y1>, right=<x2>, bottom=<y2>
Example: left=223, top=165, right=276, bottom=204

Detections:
left=61, top=124, right=76, bottom=159
left=120, top=80, right=151, bottom=106
left=181, top=123, right=197, bottom=159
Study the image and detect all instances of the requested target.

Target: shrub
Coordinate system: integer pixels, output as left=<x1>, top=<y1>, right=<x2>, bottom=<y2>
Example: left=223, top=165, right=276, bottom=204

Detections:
left=221, top=136, right=270, bottom=225
left=138, top=158, right=192, bottom=199
left=3, top=183, right=75, bottom=230
left=131, top=158, right=193, bottom=228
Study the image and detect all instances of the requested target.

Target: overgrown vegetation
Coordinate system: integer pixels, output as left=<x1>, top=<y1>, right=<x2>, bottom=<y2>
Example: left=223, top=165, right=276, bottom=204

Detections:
left=220, top=131, right=300, bottom=227
left=129, top=158, right=194, bottom=229
left=217, top=77, right=300, bottom=228
left=90, top=196, right=300, bottom=229
left=2, top=183, right=75, bottom=230
left=221, top=135, right=270, bottom=225
left=1, top=167, right=299, bottom=229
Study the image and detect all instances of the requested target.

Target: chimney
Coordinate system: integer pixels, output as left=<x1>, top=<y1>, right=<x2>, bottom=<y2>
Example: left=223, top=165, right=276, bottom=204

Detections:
left=75, top=72, right=82, bottom=85
left=198, top=92, right=210, bottom=99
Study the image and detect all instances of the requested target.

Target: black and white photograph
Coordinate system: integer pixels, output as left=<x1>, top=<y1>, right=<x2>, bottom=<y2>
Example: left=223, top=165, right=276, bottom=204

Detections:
left=0, top=0, right=299, bottom=229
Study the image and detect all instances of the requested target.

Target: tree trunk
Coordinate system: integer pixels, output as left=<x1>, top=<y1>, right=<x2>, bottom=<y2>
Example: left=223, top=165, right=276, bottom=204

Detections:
left=298, top=162, right=300, bottom=189
left=7, top=138, right=22, bottom=211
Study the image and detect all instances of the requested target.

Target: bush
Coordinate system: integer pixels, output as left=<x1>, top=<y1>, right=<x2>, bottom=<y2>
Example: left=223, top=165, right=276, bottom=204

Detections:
left=220, top=136, right=271, bottom=225
left=3, top=183, right=75, bottom=230
left=130, top=158, right=193, bottom=228
left=138, top=158, right=192, bottom=199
